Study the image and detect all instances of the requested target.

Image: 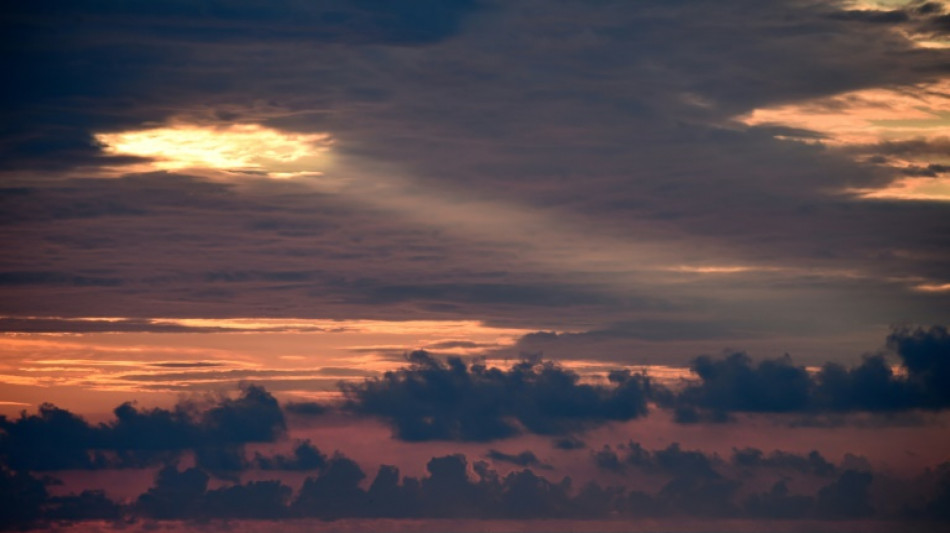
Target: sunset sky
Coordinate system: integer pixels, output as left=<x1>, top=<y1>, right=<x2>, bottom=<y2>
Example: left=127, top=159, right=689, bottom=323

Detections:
left=1, top=1, right=950, bottom=531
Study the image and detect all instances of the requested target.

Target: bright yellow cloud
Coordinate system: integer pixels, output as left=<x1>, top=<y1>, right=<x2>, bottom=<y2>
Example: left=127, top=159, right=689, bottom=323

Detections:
left=95, top=123, right=332, bottom=177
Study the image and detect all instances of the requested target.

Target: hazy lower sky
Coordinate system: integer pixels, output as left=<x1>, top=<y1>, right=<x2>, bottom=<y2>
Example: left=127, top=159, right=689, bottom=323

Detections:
left=1, top=1, right=949, bottom=531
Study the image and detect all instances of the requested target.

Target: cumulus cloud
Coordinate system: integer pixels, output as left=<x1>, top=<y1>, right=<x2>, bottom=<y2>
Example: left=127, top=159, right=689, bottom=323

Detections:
left=0, top=384, right=284, bottom=470
left=667, top=326, right=950, bottom=421
left=340, top=351, right=653, bottom=441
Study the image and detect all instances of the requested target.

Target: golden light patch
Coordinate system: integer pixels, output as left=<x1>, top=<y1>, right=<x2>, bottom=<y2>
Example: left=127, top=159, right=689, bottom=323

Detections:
left=95, top=123, right=332, bottom=177
left=913, top=282, right=950, bottom=292
left=737, top=78, right=950, bottom=201
left=850, top=176, right=950, bottom=201
left=738, top=80, right=950, bottom=146
left=0, top=317, right=536, bottom=407
left=667, top=265, right=782, bottom=274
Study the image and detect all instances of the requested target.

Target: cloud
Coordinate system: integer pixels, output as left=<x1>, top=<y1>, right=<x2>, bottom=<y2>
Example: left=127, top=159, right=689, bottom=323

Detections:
left=667, top=325, right=950, bottom=420
left=887, top=325, right=950, bottom=407
left=203, top=480, right=292, bottom=519
left=671, top=352, right=813, bottom=419
left=595, top=440, right=841, bottom=479
left=46, top=490, right=122, bottom=522
left=292, top=453, right=367, bottom=519
left=732, top=448, right=836, bottom=477
left=2, top=326, right=945, bottom=477
left=0, top=271, right=122, bottom=287
left=254, top=440, right=327, bottom=471
left=4, top=448, right=950, bottom=526
left=0, top=0, right=947, bottom=351
left=742, top=480, right=815, bottom=519
left=552, top=436, right=586, bottom=450
left=341, top=351, right=653, bottom=441
left=0, top=384, right=285, bottom=470
left=485, top=449, right=552, bottom=470
left=815, top=470, right=875, bottom=518
left=593, top=442, right=720, bottom=480
left=135, top=466, right=211, bottom=519
left=0, top=467, right=48, bottom=529
left=283, top=402, right=329, bottom=416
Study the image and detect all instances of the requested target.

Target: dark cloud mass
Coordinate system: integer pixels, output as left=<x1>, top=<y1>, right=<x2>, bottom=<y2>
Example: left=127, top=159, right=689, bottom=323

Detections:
left=340, top=351, right=652, bottom=441
left=4, top=449, right=945, bottom=527
left=0, top=385, right=284, bottom=471
left=0, top=363, right=949, bottom=527
left=668, top=326, right=950, bottom=421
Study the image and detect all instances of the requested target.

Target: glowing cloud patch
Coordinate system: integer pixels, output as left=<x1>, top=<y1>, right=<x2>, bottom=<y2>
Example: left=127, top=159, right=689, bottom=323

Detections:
left=95, top=123, right=332, bottom=177
left=914, top=282, right=950, bottom=292
left=737, top=79, right=950, bottom=201
left=666, top=265, right=782, bottom=274
left=737, top=80, right=950, bottom=147
left=850, top=176, right=950, bottom=201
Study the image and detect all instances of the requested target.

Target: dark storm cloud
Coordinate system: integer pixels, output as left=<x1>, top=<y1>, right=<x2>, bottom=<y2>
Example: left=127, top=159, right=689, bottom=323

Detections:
left=340, top=351, right=653, bottom=441
left=0, top=385, right=284, bottom=470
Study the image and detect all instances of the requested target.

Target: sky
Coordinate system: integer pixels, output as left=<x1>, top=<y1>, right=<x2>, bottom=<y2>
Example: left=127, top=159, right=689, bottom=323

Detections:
left=1, top=0, right=949, bottom=531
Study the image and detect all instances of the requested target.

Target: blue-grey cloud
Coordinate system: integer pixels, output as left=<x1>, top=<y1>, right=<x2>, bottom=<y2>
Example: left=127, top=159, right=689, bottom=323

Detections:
left=341, top=351, right=653, bottom=441
left=667, top=326, right=950, bottom=421
left=0, top=384, right=284, bottom=471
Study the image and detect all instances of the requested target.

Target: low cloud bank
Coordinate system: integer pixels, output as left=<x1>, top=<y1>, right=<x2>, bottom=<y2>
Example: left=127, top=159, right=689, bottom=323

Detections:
left=2, top=450, right=949, bottom=528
